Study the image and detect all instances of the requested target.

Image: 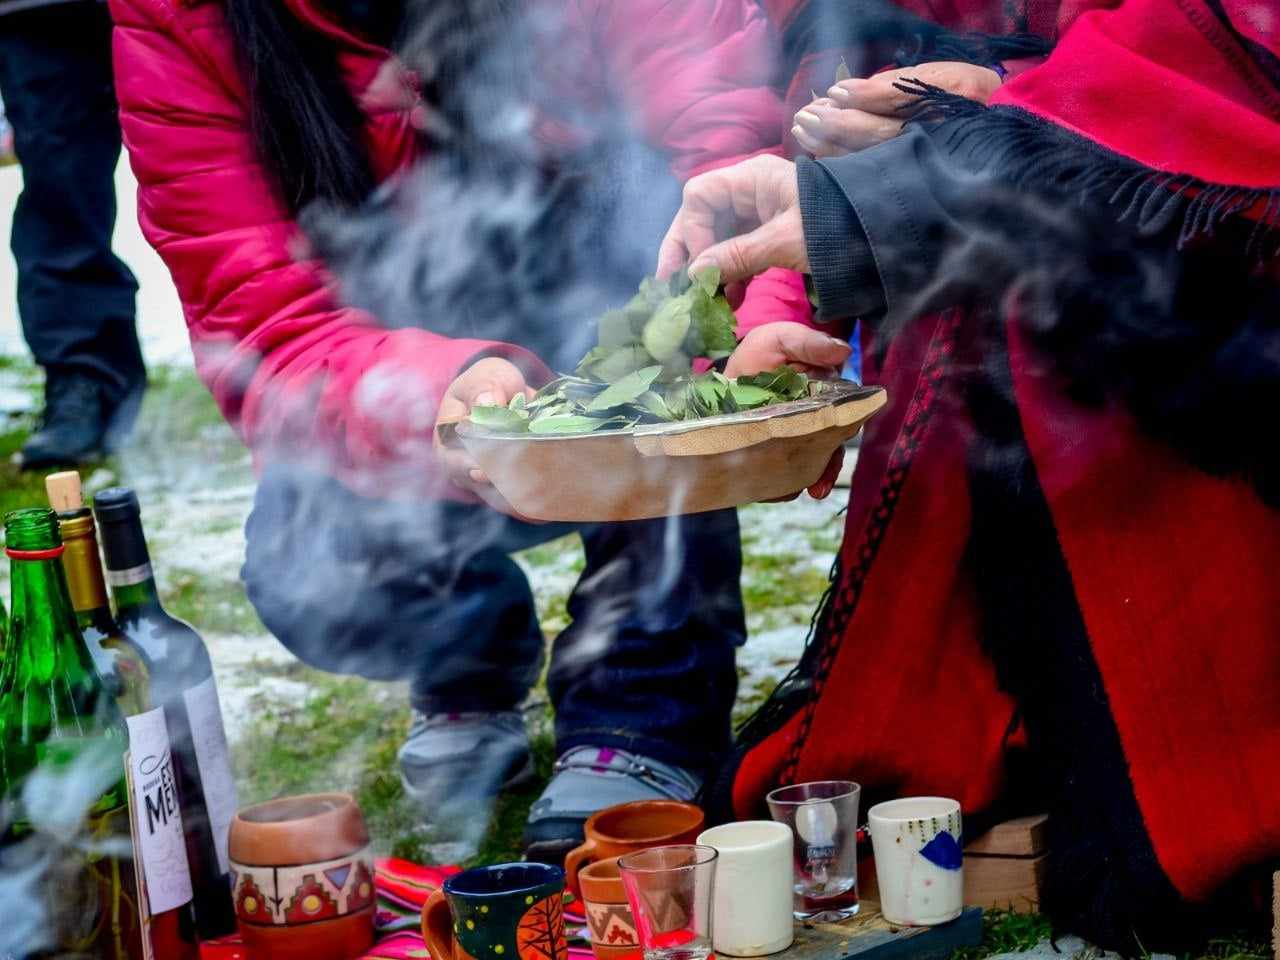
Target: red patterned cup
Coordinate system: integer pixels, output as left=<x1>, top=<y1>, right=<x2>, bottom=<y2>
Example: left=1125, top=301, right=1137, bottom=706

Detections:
left=229, top=793, right=376, bottom=960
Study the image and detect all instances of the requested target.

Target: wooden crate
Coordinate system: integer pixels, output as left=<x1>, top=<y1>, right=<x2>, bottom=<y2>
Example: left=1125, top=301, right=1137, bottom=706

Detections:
left=862, top=815, right=1048, bottom=914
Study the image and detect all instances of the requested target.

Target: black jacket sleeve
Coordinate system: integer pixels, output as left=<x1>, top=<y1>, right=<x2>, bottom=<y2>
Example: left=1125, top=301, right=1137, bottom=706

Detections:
left=798, top=125, right=1012, bottom=329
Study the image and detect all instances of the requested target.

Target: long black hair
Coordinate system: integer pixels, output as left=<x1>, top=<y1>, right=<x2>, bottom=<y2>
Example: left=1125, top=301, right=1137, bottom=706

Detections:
left=222, top=0, right=376, bottom=215
left=221, top=0, right=524, bottom=217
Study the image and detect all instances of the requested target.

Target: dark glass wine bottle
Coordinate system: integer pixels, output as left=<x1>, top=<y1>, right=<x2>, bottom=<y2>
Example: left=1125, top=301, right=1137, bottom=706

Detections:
left=0, top=507, right=144, bottom=959
left=94, top=488, right=238, bottom=941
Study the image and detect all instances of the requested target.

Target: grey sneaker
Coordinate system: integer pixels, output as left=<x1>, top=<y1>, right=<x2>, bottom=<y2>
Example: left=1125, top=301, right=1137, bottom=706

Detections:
left=523, top=746, right=702, bottom=863
left=398, top=711, right=535, bottom=827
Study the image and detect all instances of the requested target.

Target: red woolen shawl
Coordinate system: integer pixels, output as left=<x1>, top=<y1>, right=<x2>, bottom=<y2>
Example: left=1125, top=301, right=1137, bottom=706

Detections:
left=729, top=0, right=1280, bottom=947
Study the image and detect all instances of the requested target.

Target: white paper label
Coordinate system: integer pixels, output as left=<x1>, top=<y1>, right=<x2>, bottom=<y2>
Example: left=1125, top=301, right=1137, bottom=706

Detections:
left=106, top=562, right=153, bottom=587
left=184, top=675, right=239, bottom=875
left=125, top=708, right=195, bottom=915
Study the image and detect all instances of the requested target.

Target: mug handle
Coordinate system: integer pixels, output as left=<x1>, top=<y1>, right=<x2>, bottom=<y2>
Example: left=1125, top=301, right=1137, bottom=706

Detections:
left=422, top=889, right=456, bottom=960
left=564, top=836, right=599, bottom=899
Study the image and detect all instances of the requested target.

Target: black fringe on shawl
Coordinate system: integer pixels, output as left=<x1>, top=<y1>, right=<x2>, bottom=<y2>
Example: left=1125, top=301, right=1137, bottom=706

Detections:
left=898, top=80, right=1280, bottom=257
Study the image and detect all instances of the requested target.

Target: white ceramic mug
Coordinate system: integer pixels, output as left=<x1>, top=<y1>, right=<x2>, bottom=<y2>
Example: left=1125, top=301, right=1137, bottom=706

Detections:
left=697, top=821, right=794, bottom=956
left=868, top=797, right=963, bottom=926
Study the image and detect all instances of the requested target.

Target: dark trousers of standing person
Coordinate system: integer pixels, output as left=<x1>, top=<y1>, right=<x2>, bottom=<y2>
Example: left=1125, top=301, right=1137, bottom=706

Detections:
left=241, top=464, right=745, bottom=774
left=0, top=3, right=145, bottom=428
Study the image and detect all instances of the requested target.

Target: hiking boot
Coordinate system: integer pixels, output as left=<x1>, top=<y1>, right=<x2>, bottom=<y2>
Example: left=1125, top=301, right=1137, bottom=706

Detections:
left=19, top=371, right=139, bottom=470
left=398, top=710, right=535, bottom=828
left=523, top=746, right=703, bottom=864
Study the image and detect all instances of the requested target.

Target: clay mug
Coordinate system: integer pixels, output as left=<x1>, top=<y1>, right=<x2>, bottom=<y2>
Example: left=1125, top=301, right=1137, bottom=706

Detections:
left=564, top=800, right=705, bottom=899
left=423, top=862, right=567, bottom=960
left=228, top=793, right=376, bottom=960
left=578, top=857, right=641, bottom=960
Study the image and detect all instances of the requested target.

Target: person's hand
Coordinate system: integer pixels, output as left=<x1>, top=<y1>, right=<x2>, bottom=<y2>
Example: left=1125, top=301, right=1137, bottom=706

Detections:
left=435, top=357, right=536, bottom=517
left=725, top=322, right=851, bottom=379
left=727, top=322, right=852, bottom=500
left=657, top=155, right=806, bottom=285
left=792, top=62, right=1001, bottom=157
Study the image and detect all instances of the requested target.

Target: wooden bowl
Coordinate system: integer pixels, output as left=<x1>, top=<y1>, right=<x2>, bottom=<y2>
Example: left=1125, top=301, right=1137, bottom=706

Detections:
left=454, top=381, right=886, bottom=522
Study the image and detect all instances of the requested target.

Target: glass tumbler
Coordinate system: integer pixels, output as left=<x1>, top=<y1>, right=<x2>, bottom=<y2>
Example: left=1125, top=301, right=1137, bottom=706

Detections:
left=617, top=844, right=718, bottom=960
left=766, top=780, right=861, bottom=921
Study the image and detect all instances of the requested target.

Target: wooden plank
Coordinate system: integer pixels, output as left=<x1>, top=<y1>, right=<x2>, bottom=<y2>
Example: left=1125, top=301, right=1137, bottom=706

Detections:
left=784, top=900, right=983, bottom=960
left=963, top=853, right=1046, bottom=914
left=964, top=815, right=1049, bottom=857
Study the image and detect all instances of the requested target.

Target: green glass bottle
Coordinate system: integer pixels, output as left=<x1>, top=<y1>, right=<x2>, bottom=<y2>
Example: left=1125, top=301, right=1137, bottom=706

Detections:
left=94, top=488, right=238, bottom=941
left=0, top=507, right=144, bottom=959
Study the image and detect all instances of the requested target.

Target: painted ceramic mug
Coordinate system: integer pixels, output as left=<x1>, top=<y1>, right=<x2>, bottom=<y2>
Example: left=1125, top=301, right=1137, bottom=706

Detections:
left=423, top=862, right=567, bottom=960
left=565, top=800, right=705, bottom=899
left=228, top=793, right=376, bottom=960
left=578, top=857, right=641, bottom=960
left=868, top=797, right=964, bottom=926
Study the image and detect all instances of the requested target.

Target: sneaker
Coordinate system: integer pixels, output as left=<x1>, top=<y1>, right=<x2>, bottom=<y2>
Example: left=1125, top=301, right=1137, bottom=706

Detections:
left=398, top=710, right=534, bottom=827
left=18, top=371, right=138, bottom=470
left=523, top=746, right=702, bottom=864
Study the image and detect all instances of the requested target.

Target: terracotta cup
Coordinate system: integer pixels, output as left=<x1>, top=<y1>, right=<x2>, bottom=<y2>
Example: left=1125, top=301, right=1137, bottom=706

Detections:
left=422, top=862, right=567, bottom=960
left=578, top=857, right=642, bottom=960
left=228, top=793, right=376, bottom=960
left=564, top=800, right=705, bottom=899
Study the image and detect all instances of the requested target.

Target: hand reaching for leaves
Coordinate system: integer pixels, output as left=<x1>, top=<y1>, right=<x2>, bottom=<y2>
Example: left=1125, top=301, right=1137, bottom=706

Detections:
left=657, top=155, right=806, bottom=285
left=792, top=62, right=1002, bottom=157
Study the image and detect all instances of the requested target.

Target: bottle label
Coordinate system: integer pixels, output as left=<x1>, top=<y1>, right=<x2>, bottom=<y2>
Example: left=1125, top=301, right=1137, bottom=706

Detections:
left=184, top=675, right=239, bottom=875
left=125, top=707, right=195, bottom=914
left=107, top=561, right=153, bottom=587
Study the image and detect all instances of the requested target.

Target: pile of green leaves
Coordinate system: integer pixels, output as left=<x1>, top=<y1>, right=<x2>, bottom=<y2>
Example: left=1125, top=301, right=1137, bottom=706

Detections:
left=468, top=268, right=816, bottom=436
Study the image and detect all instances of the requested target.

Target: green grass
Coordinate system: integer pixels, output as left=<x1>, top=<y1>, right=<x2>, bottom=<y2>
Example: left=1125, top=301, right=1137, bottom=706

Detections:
left=163, top=566, right=266, bottom=635
left=230, top=662, right=560, bottom=866
left=954, top=911, right=1054, bottom=960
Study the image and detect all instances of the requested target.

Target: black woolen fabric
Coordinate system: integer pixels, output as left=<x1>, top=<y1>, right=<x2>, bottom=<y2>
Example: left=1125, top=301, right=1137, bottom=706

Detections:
left=797, top=156, right=885, bottom=322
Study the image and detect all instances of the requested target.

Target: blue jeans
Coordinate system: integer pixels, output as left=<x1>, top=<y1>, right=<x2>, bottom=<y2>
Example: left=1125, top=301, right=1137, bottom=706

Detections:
left=242, top=466, right=746, bottom=772
left=0, top=3, right=144, bottom=403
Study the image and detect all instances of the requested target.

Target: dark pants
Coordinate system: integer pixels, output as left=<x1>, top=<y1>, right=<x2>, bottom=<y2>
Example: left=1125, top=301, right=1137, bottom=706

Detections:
left=0, top=2, right=143, bottom=401
left=242, top=466, right=746, bottom=772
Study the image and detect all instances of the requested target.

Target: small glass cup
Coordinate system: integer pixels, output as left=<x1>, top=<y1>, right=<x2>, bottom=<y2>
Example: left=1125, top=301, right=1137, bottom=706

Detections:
left=767, top=780, right=861, bottom=921
left=617, top=844, right=718, bottom=960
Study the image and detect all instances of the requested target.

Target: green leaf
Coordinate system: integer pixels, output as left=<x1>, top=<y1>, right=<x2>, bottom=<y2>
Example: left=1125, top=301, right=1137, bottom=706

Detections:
left=692, top=265, right=721, bottom=296
left=738, top=366, right=810, bottom=400
left=597, top=309, right=637, bottom=348
left=642, top=297, right=692, bottom=362
left=468, top=405, right=530, bottom=432
left=835, top=56, right=852, bottom=83
left=727, top=382, right=775, bottom=409
left=527, top=414, right=608, bottom=435
left=637, top=390, right=674, bottom=421
left=581, top=345, right=656, bottom=383
left=586, top=365, right=663, bottom=412
left=508, top=393, right=527, bottom=411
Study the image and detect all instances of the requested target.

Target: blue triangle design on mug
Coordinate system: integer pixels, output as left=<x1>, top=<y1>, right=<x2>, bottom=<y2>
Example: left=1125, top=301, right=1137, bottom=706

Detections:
left=919, top=831, right=963, bottom=870
left=324, top=864, right=353, bottom=891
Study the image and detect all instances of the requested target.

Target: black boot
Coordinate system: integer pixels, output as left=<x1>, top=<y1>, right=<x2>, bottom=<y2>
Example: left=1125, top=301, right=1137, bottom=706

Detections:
left=19, top=370, right=136, bottom=470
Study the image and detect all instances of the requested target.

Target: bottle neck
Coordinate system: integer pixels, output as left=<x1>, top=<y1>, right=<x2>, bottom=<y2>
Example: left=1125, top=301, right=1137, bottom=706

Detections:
left=98, top=512, right=164, bottom=615
left=4, top=549, right=99, bottom=687
left=57, top=512, right=115, bottom=623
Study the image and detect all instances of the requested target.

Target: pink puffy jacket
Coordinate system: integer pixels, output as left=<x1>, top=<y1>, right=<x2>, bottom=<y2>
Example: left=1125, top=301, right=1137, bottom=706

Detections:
left=111, top=0, right=794, bottom=499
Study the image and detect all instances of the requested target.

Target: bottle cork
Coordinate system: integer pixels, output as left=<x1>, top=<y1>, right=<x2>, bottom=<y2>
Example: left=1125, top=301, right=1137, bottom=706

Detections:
left=45, top=470, right=84, bottom=514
